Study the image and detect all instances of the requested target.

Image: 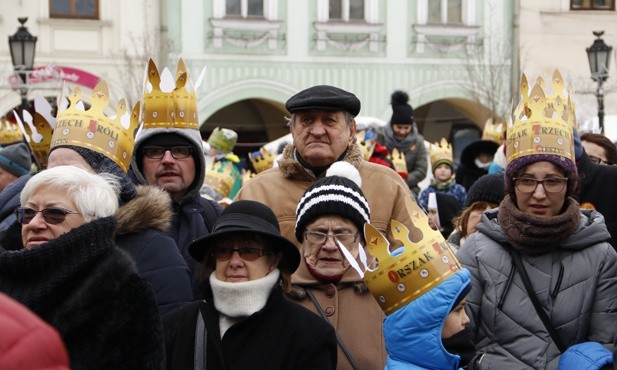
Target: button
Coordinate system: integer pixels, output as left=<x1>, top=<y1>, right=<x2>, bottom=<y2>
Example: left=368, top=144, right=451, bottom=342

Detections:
left=324, top=306, right=335, bottom=316
left=325, top=286, right=335, bottom=297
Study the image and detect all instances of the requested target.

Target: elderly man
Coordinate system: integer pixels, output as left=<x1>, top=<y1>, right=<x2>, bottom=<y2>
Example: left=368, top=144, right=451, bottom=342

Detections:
left=236, top=85, right=414, bottom=247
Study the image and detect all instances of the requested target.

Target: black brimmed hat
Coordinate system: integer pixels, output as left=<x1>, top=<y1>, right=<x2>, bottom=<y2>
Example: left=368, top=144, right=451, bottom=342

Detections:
left=188, top=200, right=300, bottom=274
left=285, top=85, right=361, bottom=117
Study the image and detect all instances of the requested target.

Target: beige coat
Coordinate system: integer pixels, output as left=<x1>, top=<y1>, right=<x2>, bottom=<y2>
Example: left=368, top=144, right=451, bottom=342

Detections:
left=235, top=143, right=415, bottom=249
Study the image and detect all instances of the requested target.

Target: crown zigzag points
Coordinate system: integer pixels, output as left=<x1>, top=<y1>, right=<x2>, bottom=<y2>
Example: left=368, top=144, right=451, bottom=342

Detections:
left=482, top=118, right=506, bottom=145
left=0, top=119, right=24, bottom=146
left=51, top=80, right=140, bottom=172
left=429, top=138, right=453, bottom=166
left=14, top=95, right=56, bottom=169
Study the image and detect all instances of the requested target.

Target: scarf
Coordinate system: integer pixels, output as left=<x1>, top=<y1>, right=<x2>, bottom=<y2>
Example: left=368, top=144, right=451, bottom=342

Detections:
left=430, top=176, right=456, bottom=190
left=380, top=124, right=419, bottom=151
left=210, top=269, right=280, bottom=337
left=497, top=195, right=581, bottom=254
left=294, top=149, right=348, bottom=177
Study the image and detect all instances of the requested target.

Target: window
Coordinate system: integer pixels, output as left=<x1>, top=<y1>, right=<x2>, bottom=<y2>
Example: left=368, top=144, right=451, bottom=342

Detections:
left=428, top=0, right=462, bottom=24
left=571, top=0, right=615, bottom=10
left=329, top=0, right=364, bottom=21
left=225, top=0, right=264, bottom=18
left=50, top=0, right=99, bottom=19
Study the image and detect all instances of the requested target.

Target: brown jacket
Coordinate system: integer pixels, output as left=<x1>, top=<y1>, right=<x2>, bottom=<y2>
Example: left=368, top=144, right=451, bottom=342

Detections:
left=288, top=257, right=387, bottom=370
left=235, top=143, right=415, bottom=249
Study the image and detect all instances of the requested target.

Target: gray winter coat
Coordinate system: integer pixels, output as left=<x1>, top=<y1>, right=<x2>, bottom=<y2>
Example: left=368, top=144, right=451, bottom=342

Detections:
left=457, top=208, right=617, bottom=369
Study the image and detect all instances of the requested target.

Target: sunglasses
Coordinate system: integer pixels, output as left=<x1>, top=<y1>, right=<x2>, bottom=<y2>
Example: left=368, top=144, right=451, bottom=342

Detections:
left=15, top=207, right=82, bottom=225
left=211, top=247, right=270, bottom=261
left=142, top=146, right=193, bottom=160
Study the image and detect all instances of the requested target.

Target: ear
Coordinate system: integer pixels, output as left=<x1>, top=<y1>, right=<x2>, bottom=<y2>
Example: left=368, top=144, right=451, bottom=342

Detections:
left=270, top=251, right=283, bottom=272
left=348, top=120, right=357, bottom=144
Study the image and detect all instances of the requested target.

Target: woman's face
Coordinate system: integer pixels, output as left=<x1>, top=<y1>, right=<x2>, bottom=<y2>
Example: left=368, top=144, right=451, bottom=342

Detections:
left=302, top=215, right=360, bottom=279
left=21, top=185, right=85, bottom=249
left=392, top=124, right=412, bottom=139
left=466, top=205, right=491, bottom=236
left=514, top=161, right=567, bottom=218
left=213, top=237, right=279, bottom=283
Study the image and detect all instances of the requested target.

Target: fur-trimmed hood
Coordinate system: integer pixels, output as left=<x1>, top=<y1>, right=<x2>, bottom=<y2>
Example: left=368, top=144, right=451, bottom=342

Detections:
left=277, top=142, right=364, bottom=180
left=116, top=185, right=173, bottom=235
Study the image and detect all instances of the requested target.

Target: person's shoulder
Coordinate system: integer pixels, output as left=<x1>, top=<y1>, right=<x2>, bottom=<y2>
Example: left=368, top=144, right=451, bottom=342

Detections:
left=279, top=298, right=336, bottom=334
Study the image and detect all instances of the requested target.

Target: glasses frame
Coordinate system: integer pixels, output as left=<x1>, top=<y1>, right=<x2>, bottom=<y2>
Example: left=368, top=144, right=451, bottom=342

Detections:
left=142, top=146, right=193, bottom=160
left=211, top=246, right=271, bottom=261
left=304, top=230, right=359, bottom=245
left=15, top=207, right=82, bottom=225
left=512, top=177, right=568, bottom=194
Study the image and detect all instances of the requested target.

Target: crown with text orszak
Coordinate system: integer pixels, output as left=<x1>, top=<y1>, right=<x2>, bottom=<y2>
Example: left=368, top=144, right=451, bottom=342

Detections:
left=482, top=118, right=506, bottom=144
left=51, top=80, right=140, bottom=172
left=14, top=95, right=55, bottom=169
left=506, top=69, right=576, bottom=165
left=0, top=119, right=24, bottom=146
left=141, top=58, right=205, bottom=130
left=248, top=147, right=274, bottom=173
left=429, top=138, right=453, bottom=167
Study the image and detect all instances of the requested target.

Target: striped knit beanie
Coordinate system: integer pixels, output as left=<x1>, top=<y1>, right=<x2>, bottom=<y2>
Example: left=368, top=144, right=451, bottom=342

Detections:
left=295, top=161, right=370, bottom=243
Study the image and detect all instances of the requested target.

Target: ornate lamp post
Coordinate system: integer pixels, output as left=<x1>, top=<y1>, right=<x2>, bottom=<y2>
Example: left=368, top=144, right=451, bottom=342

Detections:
left=8, top=17, right=38, bottom=111
left=586, top=30, right=612, bottom=134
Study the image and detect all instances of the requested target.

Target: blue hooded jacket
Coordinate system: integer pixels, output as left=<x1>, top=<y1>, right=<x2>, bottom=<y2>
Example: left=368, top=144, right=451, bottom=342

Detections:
left=383, top=268, right=471, bottom=370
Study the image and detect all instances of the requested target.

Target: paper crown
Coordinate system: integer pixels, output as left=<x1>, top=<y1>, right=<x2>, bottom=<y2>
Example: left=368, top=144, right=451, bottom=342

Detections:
left=14, top=95, right=56, bottom=169
left=0, top=119, right=25, bottom=146
left=506, top=70, right=576, bottom=165
left=242, top=168, right=256, bottom=183
left=482, top=118, right=506, bottom=144
left=52, top=81, right=140, bottom=172
left=248, top=147, right=274, bottom=173
left=141, top=58, right=205, bottom=130
left=388, top=148, right=408, bottom=174
left=208, top=127, right=237, bottom=154
left=429, top=138, right=453, bottom=167
left=203, top=160, right=240, bottom=200
left=356, top=130, right=376, bottom=160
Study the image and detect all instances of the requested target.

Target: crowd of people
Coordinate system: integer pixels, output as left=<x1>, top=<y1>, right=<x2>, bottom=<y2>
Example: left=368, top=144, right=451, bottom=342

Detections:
left=0, top=61, right=616, bottom=370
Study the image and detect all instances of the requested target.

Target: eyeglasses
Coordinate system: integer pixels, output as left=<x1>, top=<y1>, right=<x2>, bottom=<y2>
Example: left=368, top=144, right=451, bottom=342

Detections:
left=588, top=155, right=613, bottom=165
left=513, top=177, right=568, bottom=194
left=304, top=231, right=359, bottom=245
left=142, top=146, right=193, bottom=160
left=15, top=207, right=81, bottom=225
left=211, top=247, right=270, bottom=261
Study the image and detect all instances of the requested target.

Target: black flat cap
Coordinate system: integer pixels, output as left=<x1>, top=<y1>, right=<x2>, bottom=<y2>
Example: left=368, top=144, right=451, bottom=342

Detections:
left=285, top=85, right=361, bottom=117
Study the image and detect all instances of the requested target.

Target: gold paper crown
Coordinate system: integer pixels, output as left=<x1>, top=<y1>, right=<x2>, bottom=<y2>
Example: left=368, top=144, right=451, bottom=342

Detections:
left=203, top=160, right=239, bottom=200
left=248, top=147, right=274, bottom=173
left=363, top=197, right=462, bottom=315
left=242, top=169, right=256, bottom=184
left=355, top=130, right=376, bottom=160
left=0, top=119, right=25, bottom=146
left=14, top=95, right=56, bottom=169
left=52, top=81, right=140, bottom=172
left=429, top=138, right=453, bottom=167
left=388, top=148, right=408, bottom=174
left=141, top=58, right=205, bottom=130
left=506, top=69, right=576, bottom=164
left=482, top=118, right=506, bottom=144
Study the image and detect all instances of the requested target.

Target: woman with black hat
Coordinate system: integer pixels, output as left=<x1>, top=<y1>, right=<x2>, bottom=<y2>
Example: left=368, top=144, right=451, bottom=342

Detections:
left=162, top=200, right=337, bottom=370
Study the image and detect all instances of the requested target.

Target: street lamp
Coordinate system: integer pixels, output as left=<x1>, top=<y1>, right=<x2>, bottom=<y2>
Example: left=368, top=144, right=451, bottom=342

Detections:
left=586, top=30, right=612, bottom=134
left=8, top=17, right=38, bottom=112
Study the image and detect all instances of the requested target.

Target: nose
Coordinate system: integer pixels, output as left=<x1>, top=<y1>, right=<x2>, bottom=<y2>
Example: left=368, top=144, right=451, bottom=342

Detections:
left=161, top=150, right=175, bottom=164
left=461, top=310, right=471, bottom=327
left=26, top=212, right=48, bottom=229
left=308, top=120, right=327, bottom=136
left=321, top=235, right=339, bottom=251
left=228, top=250, right=245, bottom=268
left=532, top=182, right=547, bottom=198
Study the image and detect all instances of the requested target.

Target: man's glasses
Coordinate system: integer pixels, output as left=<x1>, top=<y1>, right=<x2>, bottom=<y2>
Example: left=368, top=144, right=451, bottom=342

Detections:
left=513, top=177, right=568, bottom=194
left=212, top=247, right=270, bottom=261
left=588, top=155, right=613, bottom=165
left=142, top=146, right=193, bottom=160
left=304, top=231, right=359, bottom=244
left=15, top=207, right=81, bottom=225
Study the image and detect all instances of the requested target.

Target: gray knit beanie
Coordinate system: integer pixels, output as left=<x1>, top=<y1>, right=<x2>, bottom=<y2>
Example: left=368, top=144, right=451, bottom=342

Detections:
left=0, top=143, right=32, bottom=177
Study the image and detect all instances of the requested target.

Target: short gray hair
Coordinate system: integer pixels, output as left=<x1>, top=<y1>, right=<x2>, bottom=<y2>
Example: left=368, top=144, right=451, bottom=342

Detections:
left=21, top=165, right=120, bottom=222
left=288, top=111, right=355, bottom=128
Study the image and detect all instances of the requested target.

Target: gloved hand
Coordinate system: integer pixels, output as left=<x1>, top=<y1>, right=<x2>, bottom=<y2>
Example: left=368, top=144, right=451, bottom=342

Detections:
left=573, top=128, right=584, bottom=161
left=557, top=342, right=612, bottom=370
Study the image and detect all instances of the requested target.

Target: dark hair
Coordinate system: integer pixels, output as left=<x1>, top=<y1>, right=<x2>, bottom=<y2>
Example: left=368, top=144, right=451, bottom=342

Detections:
left=452, top=201, right=498, bottom=239
left=581, top=132, right=617, bottom=165
left=198, top=232, right=292, bottom=292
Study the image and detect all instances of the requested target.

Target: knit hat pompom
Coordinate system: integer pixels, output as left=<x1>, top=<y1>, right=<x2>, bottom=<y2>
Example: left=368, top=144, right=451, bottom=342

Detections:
left=295, top=161, right=370, bottom=243
left=325, top=161, right=362, bottom=188
left=390, top=90, right=414, bottom=126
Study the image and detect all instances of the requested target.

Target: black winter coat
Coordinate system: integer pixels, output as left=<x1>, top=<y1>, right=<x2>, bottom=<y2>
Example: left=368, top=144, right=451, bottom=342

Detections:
left=0, top=217, right=165, bottom=370
left=162, top=281, right=337, bottom=370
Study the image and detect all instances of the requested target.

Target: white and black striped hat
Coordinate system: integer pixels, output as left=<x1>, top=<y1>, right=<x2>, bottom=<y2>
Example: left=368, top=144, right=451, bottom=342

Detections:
left=295, top=161, right=370, bottom=243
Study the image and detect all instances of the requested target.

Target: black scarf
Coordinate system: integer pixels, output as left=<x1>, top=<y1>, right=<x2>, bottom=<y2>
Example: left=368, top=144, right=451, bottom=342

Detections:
left=497, top=195, right=581, bottom=254
left=295, top=149, right=348, bottom=177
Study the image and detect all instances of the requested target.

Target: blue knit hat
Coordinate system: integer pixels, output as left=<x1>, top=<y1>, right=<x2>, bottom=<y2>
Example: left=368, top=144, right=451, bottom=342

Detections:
left=0, top=143, right=31, bottom=177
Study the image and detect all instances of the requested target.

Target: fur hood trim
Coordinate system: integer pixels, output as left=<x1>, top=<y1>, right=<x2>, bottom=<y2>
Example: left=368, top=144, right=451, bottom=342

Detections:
left=115, top=185, right=173, bottom=235
left=278, top=142, right=364, bottom=179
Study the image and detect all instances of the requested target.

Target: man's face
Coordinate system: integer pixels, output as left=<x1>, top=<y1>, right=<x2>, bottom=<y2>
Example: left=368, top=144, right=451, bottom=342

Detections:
left=0, top=167, right=18, bottom=192
left=290, top=110, right=356, bottom=168
left=141, top=147, right=196, bottom=203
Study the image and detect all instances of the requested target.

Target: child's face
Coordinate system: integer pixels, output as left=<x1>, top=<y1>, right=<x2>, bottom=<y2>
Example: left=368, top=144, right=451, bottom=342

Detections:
left=442, top=298, right=470, bottom=339
left=434, top=163, right=452, bottom=182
